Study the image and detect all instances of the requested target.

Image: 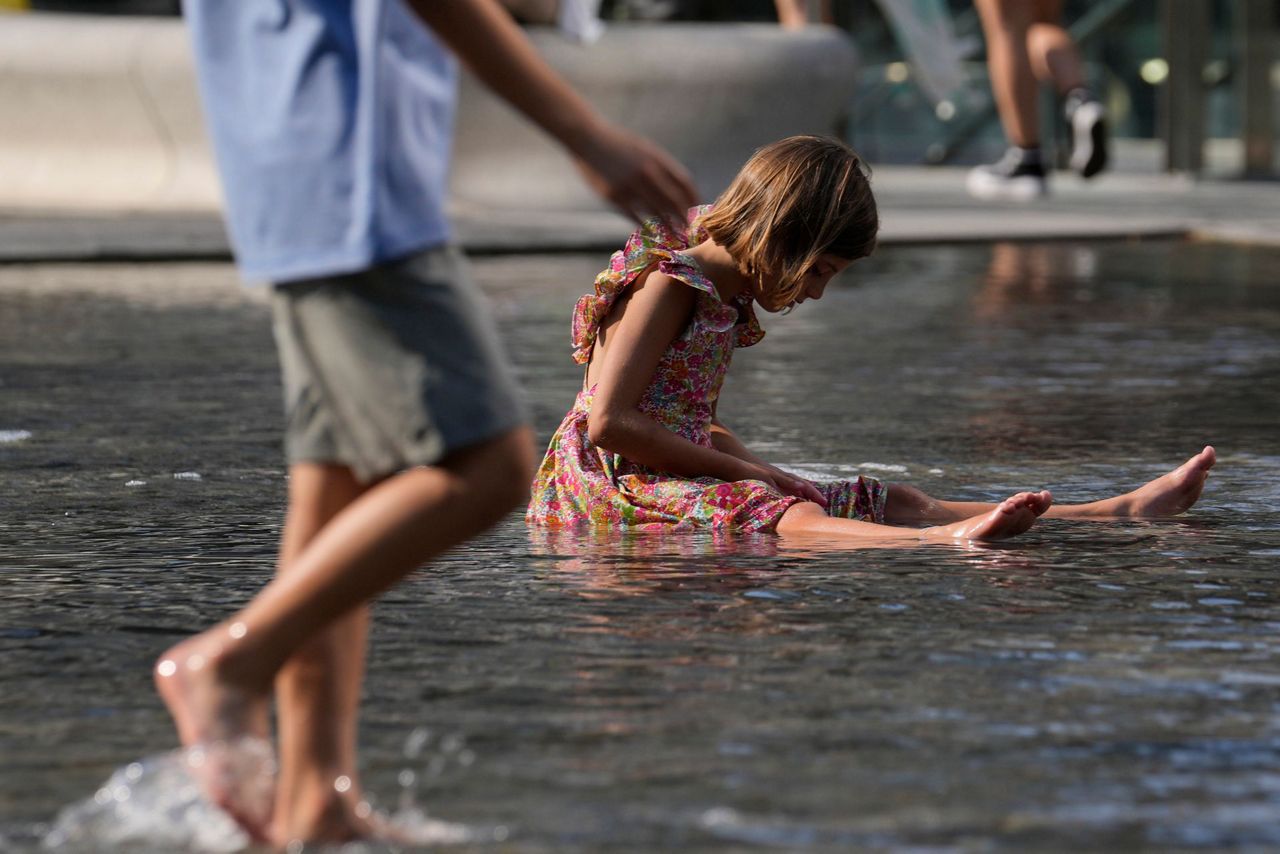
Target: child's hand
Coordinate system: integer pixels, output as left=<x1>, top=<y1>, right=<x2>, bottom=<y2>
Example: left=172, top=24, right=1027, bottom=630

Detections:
left=573, top=122, right=698, bottom=228
left=739, top=463, right=828, bottom=509
left=771, top=468, right=829, bottom=509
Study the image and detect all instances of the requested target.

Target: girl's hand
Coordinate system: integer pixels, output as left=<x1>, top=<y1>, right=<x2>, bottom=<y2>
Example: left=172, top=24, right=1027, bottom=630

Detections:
left=771, top=468, right=829, bottom=508
left=737, top=463, right=828, bottom=509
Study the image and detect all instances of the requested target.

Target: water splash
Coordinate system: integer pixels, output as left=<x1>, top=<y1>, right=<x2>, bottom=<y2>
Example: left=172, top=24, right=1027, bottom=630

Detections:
left=390, top=729, right=491, bottom=844
left=42, top=750, right=249, bottom=853
left=42, top=733, right=495, bottom=852
left=0, top=429, right=32, bottom=443
left=857, top=462, right=909, bottom=473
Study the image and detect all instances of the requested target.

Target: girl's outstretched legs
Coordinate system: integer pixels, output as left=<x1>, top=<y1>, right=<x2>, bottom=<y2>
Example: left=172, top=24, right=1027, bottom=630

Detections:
left=778, top=490, right=1053, bottom=543
left=154, top=426, right=535, bottom=845
left=883, top=447, right=1216, bottom=525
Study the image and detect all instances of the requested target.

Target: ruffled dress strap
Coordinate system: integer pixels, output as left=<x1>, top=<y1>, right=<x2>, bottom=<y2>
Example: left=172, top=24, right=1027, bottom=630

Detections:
left=732, top=294, right=765, bottom=348
left=572, top=205, right=758, bottom=363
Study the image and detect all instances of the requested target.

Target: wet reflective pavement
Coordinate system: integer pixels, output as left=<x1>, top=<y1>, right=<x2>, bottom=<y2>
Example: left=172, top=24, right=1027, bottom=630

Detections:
left=2, top=240, right=1279, bottom=850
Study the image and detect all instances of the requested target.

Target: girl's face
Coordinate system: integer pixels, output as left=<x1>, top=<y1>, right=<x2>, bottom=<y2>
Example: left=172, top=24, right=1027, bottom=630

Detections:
left=754, top=253, right=853, bottom=313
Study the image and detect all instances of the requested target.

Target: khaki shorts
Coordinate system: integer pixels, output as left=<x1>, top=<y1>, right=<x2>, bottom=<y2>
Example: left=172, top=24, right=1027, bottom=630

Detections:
left=270, top=245, right=527, bottom=483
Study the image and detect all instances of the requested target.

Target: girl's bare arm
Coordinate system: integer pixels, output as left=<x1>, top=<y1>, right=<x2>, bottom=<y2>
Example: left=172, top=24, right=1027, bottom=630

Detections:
left=587, top=274, right=761, bottom=483
left=709, top=419, right=770, bottom=466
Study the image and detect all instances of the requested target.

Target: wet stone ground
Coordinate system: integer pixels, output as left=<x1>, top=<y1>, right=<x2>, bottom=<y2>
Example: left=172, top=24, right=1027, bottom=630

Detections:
left=2, top=240, right=1279, bottom=851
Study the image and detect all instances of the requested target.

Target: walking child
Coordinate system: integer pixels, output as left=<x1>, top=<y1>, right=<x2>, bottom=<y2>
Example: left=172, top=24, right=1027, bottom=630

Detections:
left=527, top=135, right=1215, bottom=541
left=156, top=0, right=696, bottom=847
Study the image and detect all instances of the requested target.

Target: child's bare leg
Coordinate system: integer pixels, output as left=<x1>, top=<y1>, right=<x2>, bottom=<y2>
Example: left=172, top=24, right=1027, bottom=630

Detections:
left=882, top=446, right=1216, bottom=524
left=155, top=427, right=534, bottom=844
left=272, top=606, right=372, bottom=843
left=271, top=464, right=375, bottom=843
left=778, top=490, right=1051, bottom=543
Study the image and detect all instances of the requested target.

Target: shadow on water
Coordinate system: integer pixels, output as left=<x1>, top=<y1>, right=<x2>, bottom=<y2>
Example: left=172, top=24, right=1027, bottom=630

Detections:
left=2, top=241, right=1280, bottom=850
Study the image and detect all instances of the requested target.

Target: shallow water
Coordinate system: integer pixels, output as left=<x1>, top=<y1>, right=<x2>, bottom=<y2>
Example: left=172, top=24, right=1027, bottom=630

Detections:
left=2, top=241, right=1279, bottom=851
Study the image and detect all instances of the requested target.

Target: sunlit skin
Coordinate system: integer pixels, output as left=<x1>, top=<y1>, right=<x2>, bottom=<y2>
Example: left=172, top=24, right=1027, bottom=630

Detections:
left=585, top=237, right=1215, bottom=546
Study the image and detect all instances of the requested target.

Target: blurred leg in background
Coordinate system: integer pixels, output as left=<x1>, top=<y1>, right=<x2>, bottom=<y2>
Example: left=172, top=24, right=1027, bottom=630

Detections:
left=968, top=0, right=1107, bottom=200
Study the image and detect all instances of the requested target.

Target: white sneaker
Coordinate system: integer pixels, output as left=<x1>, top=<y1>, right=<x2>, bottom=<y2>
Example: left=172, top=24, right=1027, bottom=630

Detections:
left=1068, top=99, right=1108, bottom=179
left=966, top=149, right=1048, bottom=201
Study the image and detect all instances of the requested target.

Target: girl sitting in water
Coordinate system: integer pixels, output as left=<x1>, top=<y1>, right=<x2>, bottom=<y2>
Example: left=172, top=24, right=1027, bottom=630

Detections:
left=526, top=136, right=1215, bottom=543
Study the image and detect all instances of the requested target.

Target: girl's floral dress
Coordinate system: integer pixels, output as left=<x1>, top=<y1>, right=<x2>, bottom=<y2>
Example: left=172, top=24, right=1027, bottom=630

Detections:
left=526, top=206, right=886, bottom=532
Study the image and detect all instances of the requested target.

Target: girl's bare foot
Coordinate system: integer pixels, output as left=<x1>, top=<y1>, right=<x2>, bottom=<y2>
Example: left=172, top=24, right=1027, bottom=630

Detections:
left=1054, top=446, right=1217, bottom=519
left=928, top=490, right=1052, bottom=541
left=154, top=627, right=274, bottom=842
left=1115, top=445, right=1216, bottom=517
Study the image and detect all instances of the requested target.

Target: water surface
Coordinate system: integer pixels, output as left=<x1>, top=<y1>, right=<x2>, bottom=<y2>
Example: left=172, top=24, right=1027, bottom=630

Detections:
left=2, top=241, right=1279, bottom=850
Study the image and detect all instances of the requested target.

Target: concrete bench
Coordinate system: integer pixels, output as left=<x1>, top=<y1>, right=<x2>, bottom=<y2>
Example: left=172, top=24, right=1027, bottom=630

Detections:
left=0, top=13, right=219, bottom=212
left=0, top=13, right=859, bottom=214
left=452, top=23, right=859, bottom=210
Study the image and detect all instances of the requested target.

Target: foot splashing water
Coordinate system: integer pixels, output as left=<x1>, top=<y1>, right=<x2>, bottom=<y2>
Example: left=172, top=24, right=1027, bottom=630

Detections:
left=41, top=731, right=502, bottom=852
left=42, top=738, right=273, bottom=853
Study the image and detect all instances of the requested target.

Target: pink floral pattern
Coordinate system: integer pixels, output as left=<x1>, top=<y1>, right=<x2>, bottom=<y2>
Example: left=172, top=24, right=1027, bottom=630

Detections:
left=526, top=206, right=886, bottom=532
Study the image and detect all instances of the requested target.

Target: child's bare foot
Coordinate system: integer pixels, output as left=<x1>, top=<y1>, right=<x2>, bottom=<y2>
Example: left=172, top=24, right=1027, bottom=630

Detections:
left=270, top=791, right=371, bottom=848
left=1057, top=446, right=1217, bottom=519
left=1117, top=445, right=1215, bottom=517
left=270, top=784, right=402, bottom=848
left=154, top=627, right=274, bottom=842
left=928, top=490, right=1052, bottom=541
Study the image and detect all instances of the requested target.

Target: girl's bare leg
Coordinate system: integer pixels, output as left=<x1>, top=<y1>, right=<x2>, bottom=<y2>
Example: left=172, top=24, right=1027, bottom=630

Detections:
left=778, top=490, right=1052, bottom=543
left=883, top=447, right=1216, bottom=524
left=1046, top=445, right=1216, bottom=519
left=154, top=426, right=535, bottom=844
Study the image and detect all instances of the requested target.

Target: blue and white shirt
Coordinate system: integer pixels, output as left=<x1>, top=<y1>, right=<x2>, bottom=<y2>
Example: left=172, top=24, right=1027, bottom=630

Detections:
left=185, top=0, right=457, bottom=283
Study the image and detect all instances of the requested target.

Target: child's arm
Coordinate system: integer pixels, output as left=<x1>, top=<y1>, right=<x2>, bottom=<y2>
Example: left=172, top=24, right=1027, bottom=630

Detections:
left=708, top=419, right=769, bottom=467
left=588, top=273, right=810, bottom=500
left=410, top=0, right=696, bottom=224
left=710, top=419, right=827, bottom=506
